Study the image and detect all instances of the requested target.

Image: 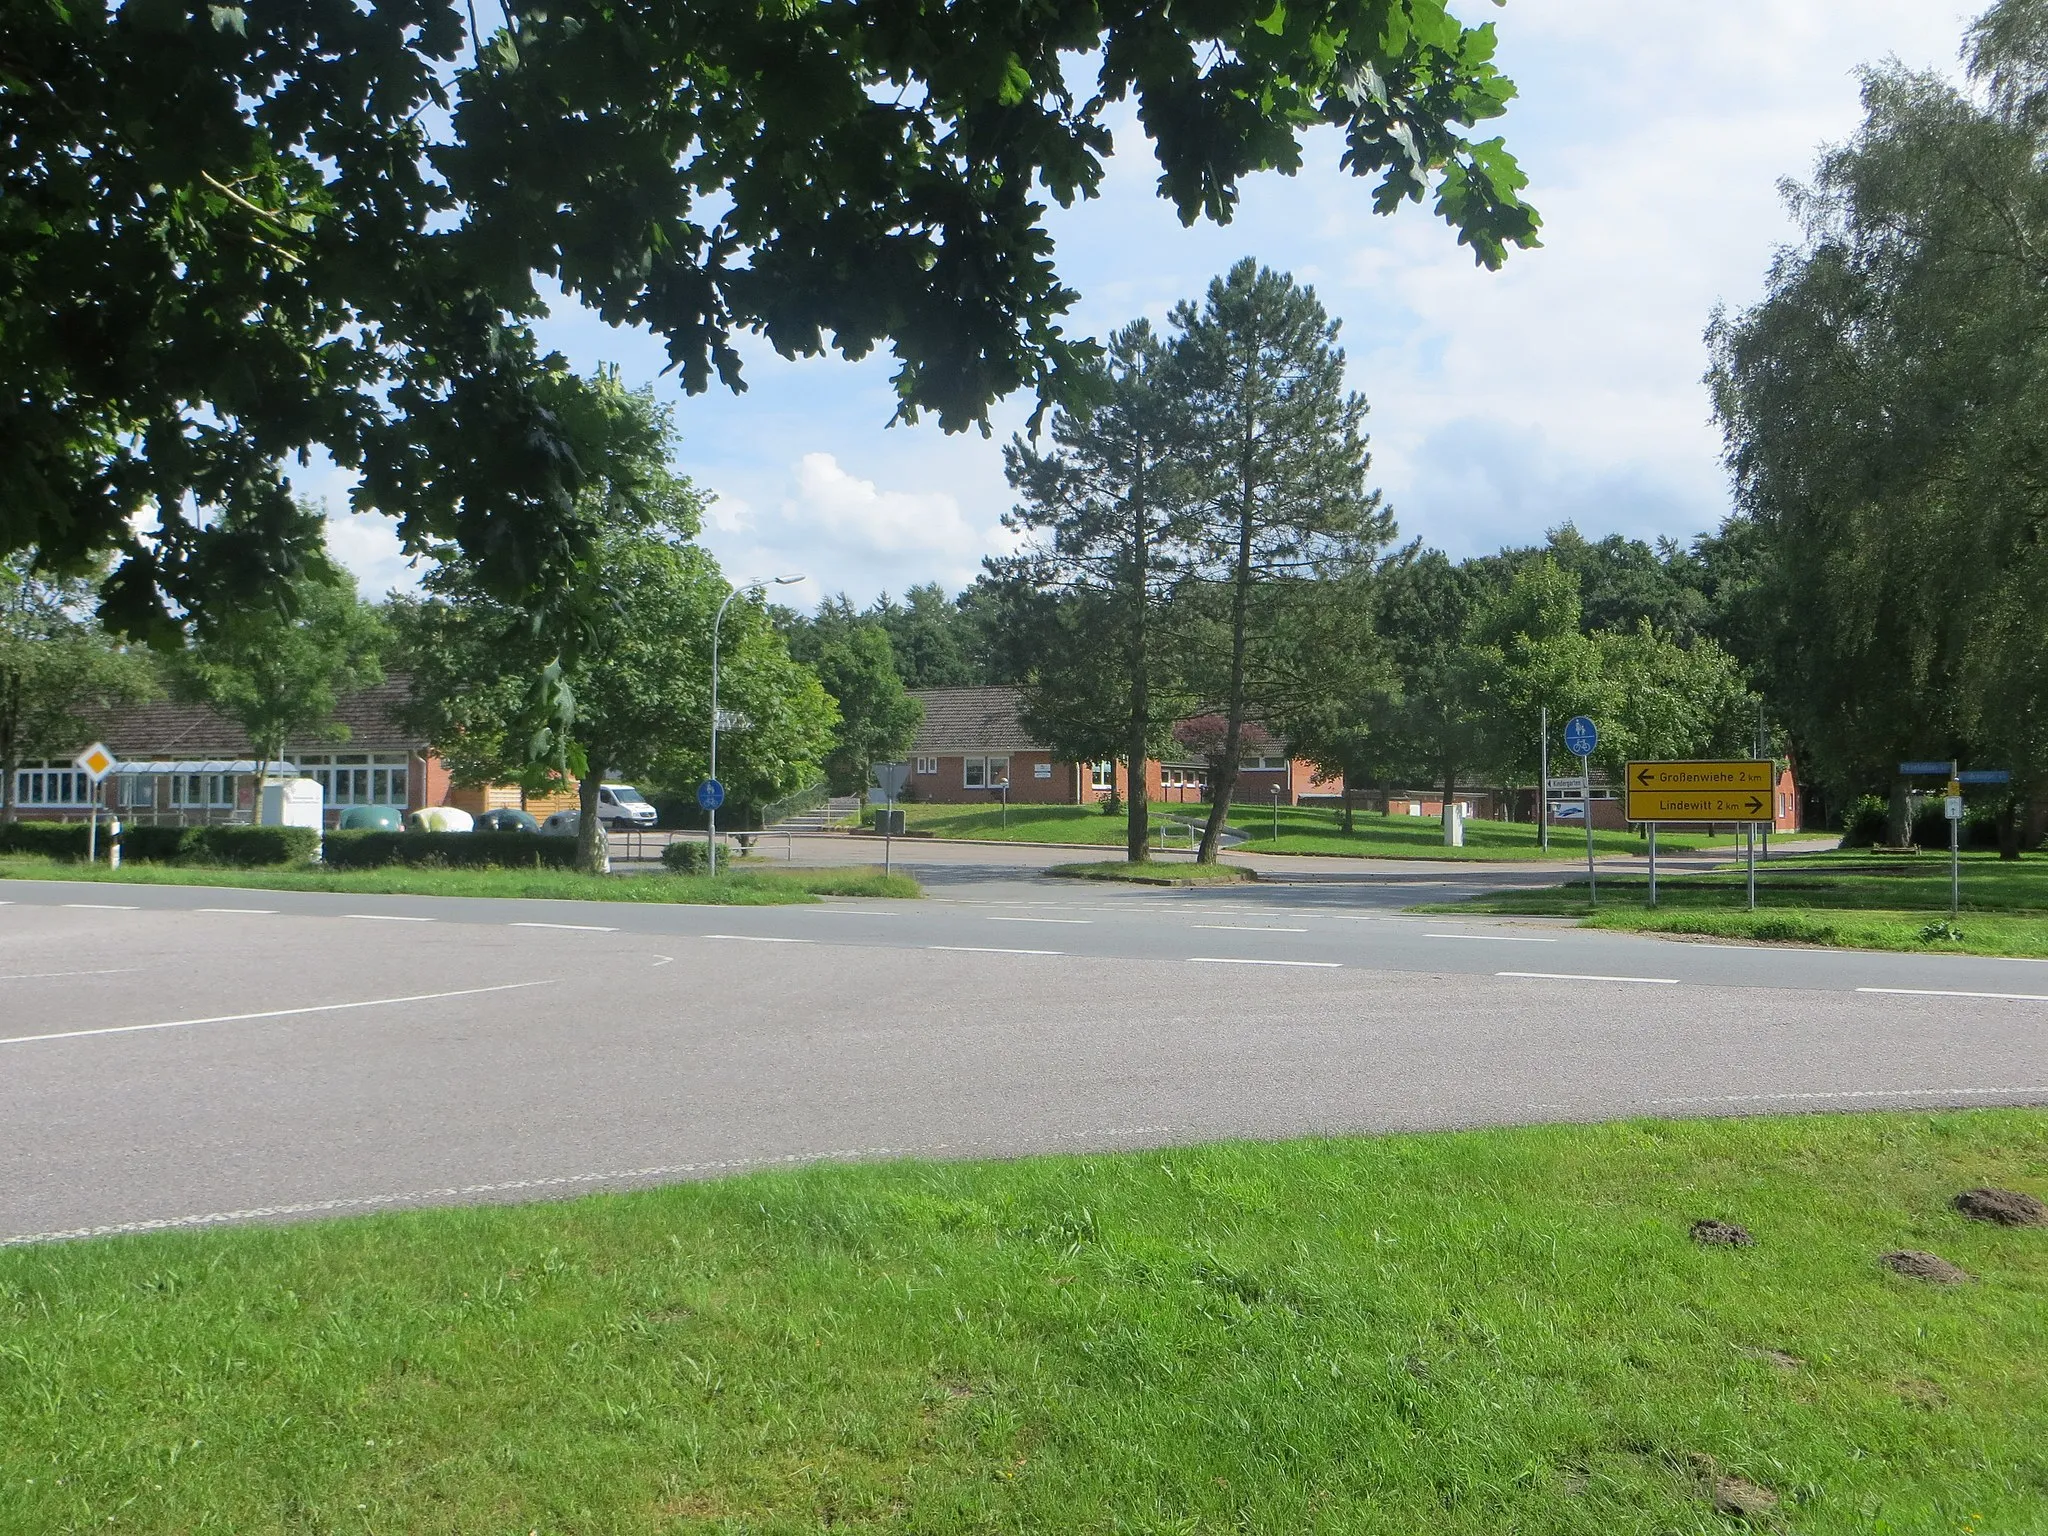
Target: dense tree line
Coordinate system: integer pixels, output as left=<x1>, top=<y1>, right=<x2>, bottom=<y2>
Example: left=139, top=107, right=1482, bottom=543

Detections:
left=1709, top=0, right=2048, bottom=853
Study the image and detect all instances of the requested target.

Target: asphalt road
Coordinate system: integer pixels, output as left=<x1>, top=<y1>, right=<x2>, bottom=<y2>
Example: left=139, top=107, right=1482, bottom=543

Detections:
left=4, top=868, right=2044, bottom=1246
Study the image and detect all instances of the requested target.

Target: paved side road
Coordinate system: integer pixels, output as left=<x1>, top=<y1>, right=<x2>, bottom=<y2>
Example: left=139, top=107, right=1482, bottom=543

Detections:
left=3, top=887, right=2042, bottom=1246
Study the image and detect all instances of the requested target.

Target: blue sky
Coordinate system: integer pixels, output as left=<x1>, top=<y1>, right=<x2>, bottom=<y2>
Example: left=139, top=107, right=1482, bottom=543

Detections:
left=323, top=1, right=1978, bottom=608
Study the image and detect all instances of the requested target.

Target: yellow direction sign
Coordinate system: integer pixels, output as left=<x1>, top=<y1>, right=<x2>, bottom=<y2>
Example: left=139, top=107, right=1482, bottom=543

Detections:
left=1624, top=759, right=1774, bottom=823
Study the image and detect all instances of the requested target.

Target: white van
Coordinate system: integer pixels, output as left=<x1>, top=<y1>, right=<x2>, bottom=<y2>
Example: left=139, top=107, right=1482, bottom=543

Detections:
left=596, top=783, right=659, bottom=829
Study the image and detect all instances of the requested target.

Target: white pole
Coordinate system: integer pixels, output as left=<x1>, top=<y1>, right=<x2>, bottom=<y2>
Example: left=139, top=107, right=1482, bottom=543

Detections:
left=1648, top=823, right=1657, bottom=907
left=1581, top=751, right=1596, bottom=906
left=1747, top=823, right=1757, bottom=910
left=1539, top=705, right=1549, bottom=852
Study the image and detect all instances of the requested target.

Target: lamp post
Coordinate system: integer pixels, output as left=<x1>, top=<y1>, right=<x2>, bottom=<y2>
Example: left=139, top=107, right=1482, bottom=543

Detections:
left=708, top=573, right=805, bottom=874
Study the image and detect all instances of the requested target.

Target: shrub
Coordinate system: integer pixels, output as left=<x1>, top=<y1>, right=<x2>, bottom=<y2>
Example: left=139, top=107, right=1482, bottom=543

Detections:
left=660, top=838, right=709, bottom=874
left=323, top=829, right=580, bottom=870
left=0, top=820, right=90, bottom=858
left=1839, top=795, right=1888, bottom=848
left=119, top=825, right=188, bottom=862
left=182, top=825, right=321, bottom=866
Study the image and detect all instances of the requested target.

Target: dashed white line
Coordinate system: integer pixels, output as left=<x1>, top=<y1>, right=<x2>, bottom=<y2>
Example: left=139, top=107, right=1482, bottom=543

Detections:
left=929, top=945, right=1063, bottom=956
left=0, top=968, right=138, bottom=981
left=700, top=934, right=811, bottom=944
left=1425, top=932, right=1556, bottom=943
left=0, top=980, right=557, bottom=1048
left=1652, top=1085, right=2048, bottom=1106
left=195, top=907, right=278, bottom=915
left=1193, top=924, right=1308, bottom=933
left=510, top=921, right=617, bottom=932
left=1857, top=987, right=2048, bottom=1002
left=987, top=916, right=1092, bottom=924
left=344, top=913, right=432, bottom=923
left=1498, top=971, right=1678, bottom=985
left=1189, top=957, right=1341, bottom=969
left=62, top=902, right=136, bottom=910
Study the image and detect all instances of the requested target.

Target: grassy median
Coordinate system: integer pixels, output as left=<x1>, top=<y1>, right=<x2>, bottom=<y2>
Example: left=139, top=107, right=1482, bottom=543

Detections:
left=0, top=855, right=919, bottom=904
left=881, top=801, right=1743, bottom=861
left=3, top=1111, right=2044, bottom=1533
left=1423, top=851, right=2048, bottom=957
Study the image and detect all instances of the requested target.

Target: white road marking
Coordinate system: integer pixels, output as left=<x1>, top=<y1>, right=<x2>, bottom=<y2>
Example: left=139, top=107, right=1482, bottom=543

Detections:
left=649, top=955, right=675, bottom=968
left=1193, top=924, right=1308, bottom=933
left=1189, top=957, right=1341, bottom=968
left=194, top=907, right=279, bottom=915
left=700, top=934, right=811, bottom=943
left=929, top=945, right=1063, bottom=956
left=1857, top=987, right=2048, bottom=1002
left=0, top=1124, right=1180, bottom=1247
left=1425, top=932, right=1557, bottom=943
left=62, top=902, right=136, bottom=910
left=0, top=968, right=138, bottom=981
left=344, top=913, right=432, bottom=923
left=1497, top=971, right=1679, bottom=985
left=0, top=980, right=556, bottom=1048
left=987, top=915, right=1092, bottom=924
left=510, top=921, right=617, bottom=932
left=1652, top=1084, right=2048, bottom=1106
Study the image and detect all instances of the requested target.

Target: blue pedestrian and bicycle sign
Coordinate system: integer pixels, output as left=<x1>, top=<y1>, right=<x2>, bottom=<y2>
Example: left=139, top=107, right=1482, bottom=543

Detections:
left=1563, top=715, right=1598, bottom=758
left=696, top=778, right=725, bottom=811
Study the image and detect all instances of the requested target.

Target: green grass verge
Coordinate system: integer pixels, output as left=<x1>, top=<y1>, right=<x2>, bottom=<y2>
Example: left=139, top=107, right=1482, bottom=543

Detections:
left=0, top=855, right=920, bottom=904
left=1420, top=851, right=2048, bottom=957
left=885, top=802, right=1745, bottom=861
left=1045, top=859, right=1256, bottom=885
left=3, top=1112, right=2044, bottom=1532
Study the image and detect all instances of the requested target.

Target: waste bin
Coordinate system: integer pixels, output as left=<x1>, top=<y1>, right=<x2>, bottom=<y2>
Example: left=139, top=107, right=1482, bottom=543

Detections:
left=1445, top=802, right=1465, bottom=847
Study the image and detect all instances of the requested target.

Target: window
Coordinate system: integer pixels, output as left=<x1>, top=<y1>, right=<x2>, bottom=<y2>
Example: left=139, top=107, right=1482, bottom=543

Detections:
left=1091, top=761, right=1114, bottom=791
left=116, top=774, right=155, bottom=809
left=964, top=756, right=985, bottom=789
left=170, top=773, right=235, bottom=808
left=1240, top=756, right=1287, bottom=771
left=916, top=756, right=938, bottom=775
left=299, top=753, right=409, bottom=808
left=15, top=763, right=91, bottom=807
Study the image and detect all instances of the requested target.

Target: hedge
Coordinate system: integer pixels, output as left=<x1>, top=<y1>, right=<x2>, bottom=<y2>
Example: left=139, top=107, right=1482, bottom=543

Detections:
left=0, top=820, right=316, bottom=866
left=322, top=829, right=579, bottom=870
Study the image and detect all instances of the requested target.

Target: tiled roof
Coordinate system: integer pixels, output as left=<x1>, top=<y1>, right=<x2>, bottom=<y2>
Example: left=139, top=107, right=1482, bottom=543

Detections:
left=97, top=675, right=421, bottom=760
left=908, top=686, right=1044, bottom=753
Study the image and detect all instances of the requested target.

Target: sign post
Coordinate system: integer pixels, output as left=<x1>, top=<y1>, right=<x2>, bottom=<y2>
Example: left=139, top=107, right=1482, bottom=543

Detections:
left=1563, top=717, right=1598, bottom=905
left=74, top=742, right=117, bottom=863
left=871, top=761, right=911, bottom=877
left=698, top=778, right=726, bottom=874
left=1538, top=705, right=1550, bottom=853
left=1624, top=759, right=1776, bottom=910
left=1947, top=761, right=1962, bottom=919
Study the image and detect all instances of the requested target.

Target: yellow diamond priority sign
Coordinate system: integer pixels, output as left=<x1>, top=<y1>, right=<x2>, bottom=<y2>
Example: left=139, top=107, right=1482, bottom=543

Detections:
left=73, top=741, right=117, bottom=783
left=1624, top=759, right=1774, bottom=823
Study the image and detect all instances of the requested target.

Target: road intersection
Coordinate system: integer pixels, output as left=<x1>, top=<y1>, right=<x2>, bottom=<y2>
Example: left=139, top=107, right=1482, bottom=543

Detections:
left=4, top=855, right=2043, bottom=1247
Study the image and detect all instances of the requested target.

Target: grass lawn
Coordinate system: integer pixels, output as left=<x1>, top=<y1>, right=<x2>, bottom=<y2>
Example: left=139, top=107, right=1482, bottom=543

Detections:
left=1230, top=804, right=1742, bottom=861
left=1421, top=850, right=2048, bottom=958
left=882, top=801, right=1744, bottom=861
left=0, top=855, right=919, bottom=904
left=3, top=1112, right=2044, bottom=1533
left=1045, top=859, right=1256, bottom=885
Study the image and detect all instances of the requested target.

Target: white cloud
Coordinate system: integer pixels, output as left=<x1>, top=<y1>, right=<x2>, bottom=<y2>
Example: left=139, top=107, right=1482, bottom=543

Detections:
left=696, top=451, right=1016, bottom=603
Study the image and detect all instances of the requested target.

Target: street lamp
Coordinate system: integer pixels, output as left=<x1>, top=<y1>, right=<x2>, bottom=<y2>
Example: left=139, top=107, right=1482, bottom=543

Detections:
left=708, top=573, right=805, bottom=874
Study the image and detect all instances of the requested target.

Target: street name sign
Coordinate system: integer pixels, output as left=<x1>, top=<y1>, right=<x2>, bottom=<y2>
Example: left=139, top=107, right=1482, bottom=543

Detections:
left=1624, top=759, right=1774, bottom=823
left=1958, top=769, right=2011, bottom=785
left=1899, top=761, right=1951, bottom=776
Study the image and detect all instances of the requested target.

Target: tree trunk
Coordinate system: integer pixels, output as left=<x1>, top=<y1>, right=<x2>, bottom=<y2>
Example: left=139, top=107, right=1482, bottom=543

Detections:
left=1197, top=471, right=1256, bottom=864
left=1887, top=780, right=1911, bottom=847
left=576, top=770, right=608, bottom=875
left=1997, top=796, right=2020, bottom=860
left=1441, top=762, right=1457, bottom=833
left=1125, top=433, right=1152, bottom=862
left=1340, top=789, right=1354, bottom=834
